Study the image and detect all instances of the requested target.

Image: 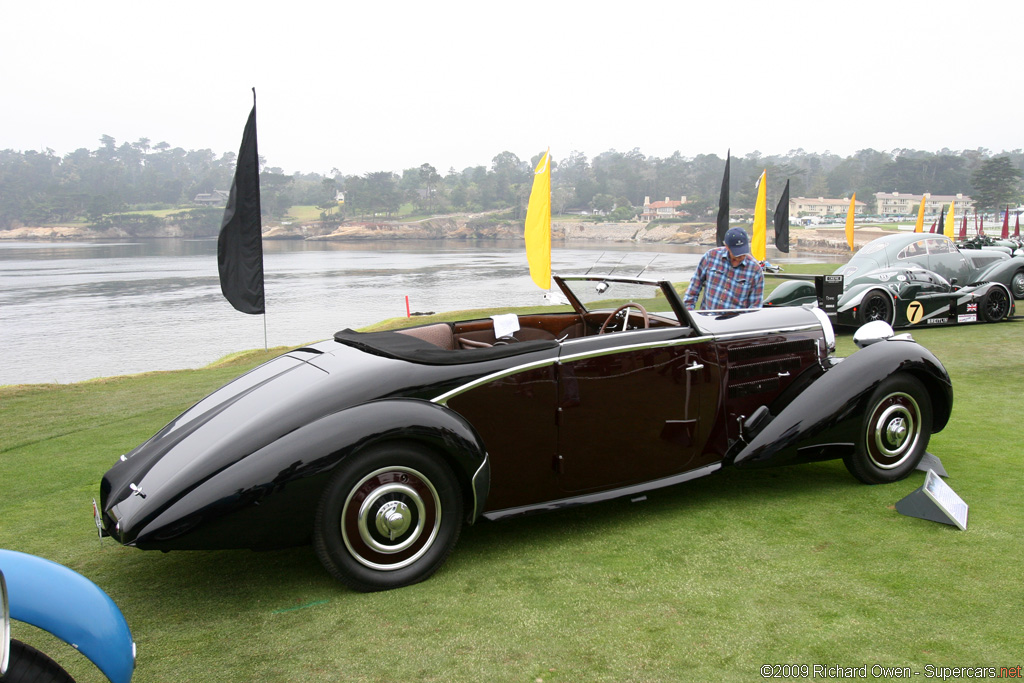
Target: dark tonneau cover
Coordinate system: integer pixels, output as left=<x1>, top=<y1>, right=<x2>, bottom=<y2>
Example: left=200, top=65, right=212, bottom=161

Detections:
left=333, top=328, right=558, bottom=366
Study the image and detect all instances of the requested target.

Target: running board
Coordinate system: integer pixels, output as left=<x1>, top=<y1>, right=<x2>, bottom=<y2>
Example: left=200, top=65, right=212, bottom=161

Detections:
left=482, top=462, right=722, bottom=521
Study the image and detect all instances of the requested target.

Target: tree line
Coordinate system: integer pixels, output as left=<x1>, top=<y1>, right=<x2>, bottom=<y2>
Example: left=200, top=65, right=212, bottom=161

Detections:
left=1, top=135, right=1022, bottom=231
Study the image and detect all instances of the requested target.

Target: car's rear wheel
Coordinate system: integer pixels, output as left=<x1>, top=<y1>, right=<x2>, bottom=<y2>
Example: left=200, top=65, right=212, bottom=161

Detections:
left=313, top=443, right=463, bottom=592
left=2, top=640, right=75, bottom=683
left=1009, top=268, right=1024, bottom=299
left=843, top=374, right=931, bottom=485
left=858, top=290, right=893, bottom=326
left=980, top=287, right=1011, bottom=322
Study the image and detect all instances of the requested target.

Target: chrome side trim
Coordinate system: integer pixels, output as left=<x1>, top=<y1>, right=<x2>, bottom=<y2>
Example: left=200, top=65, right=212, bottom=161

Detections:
left=434, top=323, right=822, bottom=404
left=708, top=324, right=822, bottom=341
left=470, top=456, right=488, bottom=521
left=482, top=463, right=723, bottom=521
left=558, top=335, right=714, bottom=364
left=432, top=358, right=556, bottom=405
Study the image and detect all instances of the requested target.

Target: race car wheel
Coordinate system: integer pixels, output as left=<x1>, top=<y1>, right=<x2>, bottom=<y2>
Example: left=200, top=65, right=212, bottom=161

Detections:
left=858, top=290, right=893, bottom=326
left=313, top=443, right=463, bottom=592
left=980, top=287, right=1011, bottom=322
left=1010, top=269, right=1024, bottom=299
left=2, top=640, right=75, bottom=683
left=844, top=374, right=931, bottom=485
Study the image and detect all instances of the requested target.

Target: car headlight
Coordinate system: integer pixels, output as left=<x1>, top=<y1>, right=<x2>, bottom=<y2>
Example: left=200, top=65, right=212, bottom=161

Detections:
left=1, top=569, right=9, bottom=676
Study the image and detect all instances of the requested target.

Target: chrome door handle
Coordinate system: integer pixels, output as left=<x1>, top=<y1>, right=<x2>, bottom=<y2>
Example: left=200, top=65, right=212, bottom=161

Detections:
left=778, top=371, right=791, bottom=378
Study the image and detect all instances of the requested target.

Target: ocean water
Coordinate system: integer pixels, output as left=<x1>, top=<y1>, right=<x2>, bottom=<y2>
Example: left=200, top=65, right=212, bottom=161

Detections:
left=0, top=238, right=826, bottom=385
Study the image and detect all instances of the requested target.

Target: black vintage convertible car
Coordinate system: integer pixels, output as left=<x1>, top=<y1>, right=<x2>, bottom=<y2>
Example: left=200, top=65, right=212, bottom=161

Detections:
left=97, top=276, right=952, bottom=591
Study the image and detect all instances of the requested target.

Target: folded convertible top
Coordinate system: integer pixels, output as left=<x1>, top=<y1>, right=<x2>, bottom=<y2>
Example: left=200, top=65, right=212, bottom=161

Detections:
left=333, top=328, right=558, bottom=365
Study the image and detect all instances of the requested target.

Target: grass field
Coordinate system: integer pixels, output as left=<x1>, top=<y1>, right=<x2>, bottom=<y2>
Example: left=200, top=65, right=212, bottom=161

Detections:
left=1, top=276, right=1022, bottom=682
left=282, top=205, right=324, bottom=222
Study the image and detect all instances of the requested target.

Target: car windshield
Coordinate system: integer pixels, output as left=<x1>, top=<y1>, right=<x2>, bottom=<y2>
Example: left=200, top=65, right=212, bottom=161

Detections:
left=557, top=277, right=681, bottom=318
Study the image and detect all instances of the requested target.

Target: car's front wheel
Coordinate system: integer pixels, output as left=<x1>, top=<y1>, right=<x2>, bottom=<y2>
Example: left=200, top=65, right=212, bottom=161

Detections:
left=843, top=374, right=932, bottom=485
left=313, top=443, right=463, bottom=592
left=2, top=640, right=75, bottom=683
left=858, top=290, right=893, bottom=326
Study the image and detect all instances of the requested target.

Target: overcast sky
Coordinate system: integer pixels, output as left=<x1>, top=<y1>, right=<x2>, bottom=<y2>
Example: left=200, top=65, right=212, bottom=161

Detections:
left=4, top=0, right=1021, bottom=177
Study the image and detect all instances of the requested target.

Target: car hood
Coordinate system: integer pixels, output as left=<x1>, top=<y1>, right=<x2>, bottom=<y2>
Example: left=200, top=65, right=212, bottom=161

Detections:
left=690, top=305, right=826, bottom=337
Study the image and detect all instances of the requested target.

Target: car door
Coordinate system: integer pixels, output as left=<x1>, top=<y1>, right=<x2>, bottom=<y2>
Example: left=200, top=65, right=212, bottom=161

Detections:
left=554, top=329, right=719, bottom=494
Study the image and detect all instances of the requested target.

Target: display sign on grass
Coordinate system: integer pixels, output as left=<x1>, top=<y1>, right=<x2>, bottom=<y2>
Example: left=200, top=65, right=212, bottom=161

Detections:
left=895, top=469, right=968, bottom=530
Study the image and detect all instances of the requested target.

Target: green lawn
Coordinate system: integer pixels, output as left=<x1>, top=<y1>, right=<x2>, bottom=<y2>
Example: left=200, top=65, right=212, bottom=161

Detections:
left=1, top=275, right=1021, bottom=682
left=282, top=205, right=324, bottom=222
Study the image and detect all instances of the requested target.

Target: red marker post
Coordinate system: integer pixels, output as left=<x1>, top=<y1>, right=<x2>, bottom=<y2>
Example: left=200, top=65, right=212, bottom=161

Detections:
left=405, top=295, right=411, bottom=318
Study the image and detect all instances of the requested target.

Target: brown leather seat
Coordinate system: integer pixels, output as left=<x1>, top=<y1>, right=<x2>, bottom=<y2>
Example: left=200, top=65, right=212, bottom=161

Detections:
left=394, top=323, right=455, bottom=350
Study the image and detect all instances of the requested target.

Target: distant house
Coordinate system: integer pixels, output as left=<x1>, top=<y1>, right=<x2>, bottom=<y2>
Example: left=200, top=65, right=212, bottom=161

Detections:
left=640, top=196, right=687, bottom=222
left=874, top=191, right=974, bottom=216
left=193, top=190, right=230, bottom=206
left=790, top=196, right=866, bottom=217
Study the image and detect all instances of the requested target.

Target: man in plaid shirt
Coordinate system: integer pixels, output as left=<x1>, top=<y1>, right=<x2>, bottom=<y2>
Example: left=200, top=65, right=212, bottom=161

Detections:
left=683, top=227, right=764, bottom=310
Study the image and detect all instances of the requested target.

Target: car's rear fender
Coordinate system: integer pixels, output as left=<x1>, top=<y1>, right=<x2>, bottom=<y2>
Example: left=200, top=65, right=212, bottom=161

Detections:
left=729, top=338, right=952, bottom=468
left=127, top=399, right=490, bottom=550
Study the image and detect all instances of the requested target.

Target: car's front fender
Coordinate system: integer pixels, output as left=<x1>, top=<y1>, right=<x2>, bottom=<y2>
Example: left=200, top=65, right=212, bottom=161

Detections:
left=0, top=550, right=135, bottom=683
left=971, top=255, right=1024, bottom=289
left=730, top=338, right=952, bottom=468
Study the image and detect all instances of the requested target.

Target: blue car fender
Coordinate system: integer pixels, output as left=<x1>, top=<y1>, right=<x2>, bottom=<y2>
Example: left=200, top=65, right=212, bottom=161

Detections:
left=0, top=549, right=135, bottom=683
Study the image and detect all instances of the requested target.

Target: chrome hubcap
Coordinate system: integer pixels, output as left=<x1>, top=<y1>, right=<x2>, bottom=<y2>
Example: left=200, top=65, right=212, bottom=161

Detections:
left=885, top=417, right=908, bottom=450
left=342, top=466, right=441, bottom=571
left=1012, top=274, right=1024, bottom=298
left=869, top=393, right=921, bottom=469
left=357, top=482, right=424, bottom=554
left=375, top=499, right=412, bottom=540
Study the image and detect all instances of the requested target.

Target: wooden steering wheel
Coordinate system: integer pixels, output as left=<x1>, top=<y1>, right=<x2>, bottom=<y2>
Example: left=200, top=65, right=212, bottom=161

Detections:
left=598, top=303, right=650, bottom=334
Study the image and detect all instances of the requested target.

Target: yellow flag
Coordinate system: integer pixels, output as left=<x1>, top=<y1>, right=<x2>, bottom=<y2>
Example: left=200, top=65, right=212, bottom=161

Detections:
left=751, top=170, right=767, bottom=261
left=945, top=200, right=956, bottom=239
left=914, top=196, right=926, bottom=233
left=524, top=149, right=551, bottom=289
left=845, top=193, right=857, bottom=251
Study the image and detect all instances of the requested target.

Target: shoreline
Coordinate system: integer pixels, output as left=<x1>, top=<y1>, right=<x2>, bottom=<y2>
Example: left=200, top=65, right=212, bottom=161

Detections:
left=0, top=221, right=882, bottom=253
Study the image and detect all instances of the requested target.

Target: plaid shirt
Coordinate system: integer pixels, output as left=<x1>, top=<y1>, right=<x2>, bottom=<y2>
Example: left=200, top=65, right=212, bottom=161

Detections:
left=683, top=247, right=764, bottom=310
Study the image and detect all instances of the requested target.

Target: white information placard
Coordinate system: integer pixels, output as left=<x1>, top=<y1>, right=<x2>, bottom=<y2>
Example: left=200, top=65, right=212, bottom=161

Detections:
left=921, top=469, right=968, bottom=530
left=894, top=469, right=968, bottom=530
left=491, top=313, right=520, bottom=339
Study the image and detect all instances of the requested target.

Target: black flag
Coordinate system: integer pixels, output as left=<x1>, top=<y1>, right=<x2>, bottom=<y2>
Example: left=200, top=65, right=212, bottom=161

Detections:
left=716, top=150, right=730, bottom=246
left=218, top=89, right=265, bottom=315
left=773, top=179, right=790, bottom=253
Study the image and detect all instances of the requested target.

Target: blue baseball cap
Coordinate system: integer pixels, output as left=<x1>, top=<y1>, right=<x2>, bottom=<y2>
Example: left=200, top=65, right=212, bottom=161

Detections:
left=724, top=227, right=751, bottom=256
